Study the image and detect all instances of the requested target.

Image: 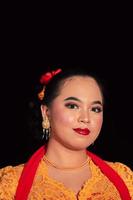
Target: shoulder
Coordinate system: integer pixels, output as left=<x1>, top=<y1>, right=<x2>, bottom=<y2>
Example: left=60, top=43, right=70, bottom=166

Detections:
left=0, top=164, right=24, bottom=199
left=106, top=161, right=133, bottom=177
left=0, top=163, right=24, bottom=180
left=106, top=161, right=133, bottom=198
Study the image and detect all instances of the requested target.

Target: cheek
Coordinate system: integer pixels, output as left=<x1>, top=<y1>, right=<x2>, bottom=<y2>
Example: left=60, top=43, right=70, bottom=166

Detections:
left=92, top=115, right=103, bottom=129
left=97, top=118, right=103, bottom=129
left=58, top=114, right=75, bottom=126
left=51, top=106, right=75, bottom=126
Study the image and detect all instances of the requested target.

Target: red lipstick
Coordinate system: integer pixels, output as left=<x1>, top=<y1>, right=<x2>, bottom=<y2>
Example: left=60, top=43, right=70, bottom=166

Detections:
left=73, top=128, right=90, bottom=135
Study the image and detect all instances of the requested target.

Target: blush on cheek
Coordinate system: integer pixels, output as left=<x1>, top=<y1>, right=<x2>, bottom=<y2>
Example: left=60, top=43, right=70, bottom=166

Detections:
left=51, top=103, right=75, bottom=125
left=92, top=117, right=103, bottom=129
left=57, top=114, right=75, bottom=125
left=97, top=118, right=103, bottom=129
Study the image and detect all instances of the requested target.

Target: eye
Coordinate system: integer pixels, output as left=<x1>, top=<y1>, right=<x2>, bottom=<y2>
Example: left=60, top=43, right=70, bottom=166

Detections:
left=91, top=106, right=103, bottom=113
left=65, top=103, right=79, bottom=109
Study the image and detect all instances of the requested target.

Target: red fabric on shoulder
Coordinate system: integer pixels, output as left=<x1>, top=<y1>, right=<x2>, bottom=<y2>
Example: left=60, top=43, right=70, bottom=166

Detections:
left=15, top=146, right=45, bottom=200
left=15, top=146, right=131, bottom=200
left=87, top=151, right=131, bottom=200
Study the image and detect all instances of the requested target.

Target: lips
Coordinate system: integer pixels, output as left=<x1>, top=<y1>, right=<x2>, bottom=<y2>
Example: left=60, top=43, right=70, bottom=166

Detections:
left=73, top=128, right=90, bottom=135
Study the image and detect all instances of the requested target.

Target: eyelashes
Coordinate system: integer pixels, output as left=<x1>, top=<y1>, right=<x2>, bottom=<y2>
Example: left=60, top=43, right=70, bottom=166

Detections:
left=91, top=107, right=103, bottom=113
left=65, top=103, right=103, bottom=113
left=65, top=103, right=79, bottom=109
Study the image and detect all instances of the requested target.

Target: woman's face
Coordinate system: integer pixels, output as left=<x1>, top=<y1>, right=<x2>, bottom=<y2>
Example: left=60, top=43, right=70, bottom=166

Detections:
left=42, top=76, right=103, bottom=150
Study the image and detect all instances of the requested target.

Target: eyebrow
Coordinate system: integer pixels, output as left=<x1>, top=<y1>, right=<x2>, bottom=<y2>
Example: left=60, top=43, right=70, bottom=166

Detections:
left=92, top=101, right=103, bottom=106
left=64, top=97, right=82, bottom=102
left=64, top=97, right=103, bottom=106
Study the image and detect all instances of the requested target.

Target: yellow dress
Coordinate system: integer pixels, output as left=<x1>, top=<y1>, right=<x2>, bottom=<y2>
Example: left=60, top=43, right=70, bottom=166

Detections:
left=0, top=159, right=133, bottom=200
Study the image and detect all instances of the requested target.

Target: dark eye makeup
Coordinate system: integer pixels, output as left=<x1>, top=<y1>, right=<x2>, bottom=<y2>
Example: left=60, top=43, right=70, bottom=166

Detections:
left=91, top=106, right=103, bottom=113
left=65, top=103, right=79, bottom=109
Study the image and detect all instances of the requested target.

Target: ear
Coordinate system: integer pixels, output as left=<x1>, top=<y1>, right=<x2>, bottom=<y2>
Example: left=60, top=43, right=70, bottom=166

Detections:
left=40, top=105, right=49, bottom=119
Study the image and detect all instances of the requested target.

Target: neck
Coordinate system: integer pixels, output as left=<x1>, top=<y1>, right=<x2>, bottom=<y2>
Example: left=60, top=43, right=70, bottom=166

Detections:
left=45, top=138, right=88, bottom=168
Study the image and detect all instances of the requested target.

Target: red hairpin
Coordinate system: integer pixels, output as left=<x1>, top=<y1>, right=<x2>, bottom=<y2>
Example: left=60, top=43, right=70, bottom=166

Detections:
left=38, top=68, right=62, bottom=100
left=40, top=68, right=62, bottom=85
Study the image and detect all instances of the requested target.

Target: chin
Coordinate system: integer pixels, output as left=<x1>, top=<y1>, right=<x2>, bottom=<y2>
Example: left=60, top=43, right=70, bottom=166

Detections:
left=64, top=141, right=89, bottom=151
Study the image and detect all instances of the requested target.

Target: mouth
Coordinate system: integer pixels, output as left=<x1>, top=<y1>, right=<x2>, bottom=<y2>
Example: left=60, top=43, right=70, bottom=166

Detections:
left=73, top=128, right=90, bottom=136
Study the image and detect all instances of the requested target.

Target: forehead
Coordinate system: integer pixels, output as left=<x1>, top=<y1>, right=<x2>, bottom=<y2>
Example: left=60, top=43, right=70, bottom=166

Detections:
left=58, top=76, right=103, bottom=100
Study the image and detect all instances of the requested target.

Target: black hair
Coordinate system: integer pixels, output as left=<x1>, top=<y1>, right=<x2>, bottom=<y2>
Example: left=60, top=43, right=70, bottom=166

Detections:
left=42, top=67, right=105, bottom=107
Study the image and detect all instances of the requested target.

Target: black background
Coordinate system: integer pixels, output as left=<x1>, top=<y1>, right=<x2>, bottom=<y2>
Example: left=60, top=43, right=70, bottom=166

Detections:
left=0, top=5, right=132, bottom=170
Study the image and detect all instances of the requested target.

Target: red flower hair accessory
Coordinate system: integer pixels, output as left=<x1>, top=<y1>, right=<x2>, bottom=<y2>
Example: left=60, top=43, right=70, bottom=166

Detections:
left=38, top=68, right=62, bottom=100
left=40, top=68, right=62, bottom=85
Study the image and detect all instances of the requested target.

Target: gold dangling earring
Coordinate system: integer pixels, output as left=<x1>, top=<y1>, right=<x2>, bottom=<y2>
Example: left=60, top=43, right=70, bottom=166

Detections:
left=42, top=116, right=50, bottom=140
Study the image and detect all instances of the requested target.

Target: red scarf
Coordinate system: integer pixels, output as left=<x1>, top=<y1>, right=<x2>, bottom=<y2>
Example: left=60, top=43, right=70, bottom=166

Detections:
left=15, top=146, right=131, bottom=200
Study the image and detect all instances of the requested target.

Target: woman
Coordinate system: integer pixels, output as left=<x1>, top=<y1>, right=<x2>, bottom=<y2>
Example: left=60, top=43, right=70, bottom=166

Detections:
left=0, top=67, right=133, bottom=199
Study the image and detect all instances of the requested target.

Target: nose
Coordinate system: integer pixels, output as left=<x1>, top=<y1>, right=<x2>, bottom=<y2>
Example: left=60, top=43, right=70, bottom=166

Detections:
left=78, top=110, right=90, bottom=124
